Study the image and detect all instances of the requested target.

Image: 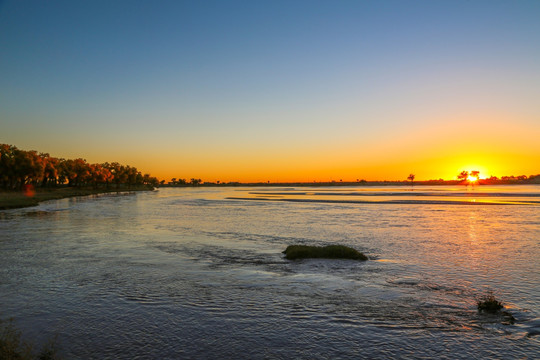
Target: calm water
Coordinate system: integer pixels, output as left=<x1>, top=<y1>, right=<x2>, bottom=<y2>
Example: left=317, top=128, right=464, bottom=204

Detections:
left=1, top=185, right=539, bottom=359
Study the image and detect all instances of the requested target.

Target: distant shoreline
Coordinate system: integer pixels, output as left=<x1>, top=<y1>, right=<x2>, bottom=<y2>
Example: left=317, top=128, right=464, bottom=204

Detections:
left=162, top=179, right=540, bottom=187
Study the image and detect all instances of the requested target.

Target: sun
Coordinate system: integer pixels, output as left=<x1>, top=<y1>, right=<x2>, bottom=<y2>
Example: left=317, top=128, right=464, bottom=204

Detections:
left=467, top=175, right=479, bottom=183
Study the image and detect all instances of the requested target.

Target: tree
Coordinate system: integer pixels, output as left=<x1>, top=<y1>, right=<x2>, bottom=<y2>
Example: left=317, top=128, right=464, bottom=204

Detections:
left=458, top=171, right=469, bottom=182
left=407, top=174, right=415, bottom=185
left=0, top=144, right=17, bottom=188
left=142, top=174, right=159, bottom=187
left=108, top=162, right=127, bottom=189
left=41, top=153, right=59, bottom=187
left=89, top=163, right=106, bottom=189
left=72, top=158, right=90, bottom=187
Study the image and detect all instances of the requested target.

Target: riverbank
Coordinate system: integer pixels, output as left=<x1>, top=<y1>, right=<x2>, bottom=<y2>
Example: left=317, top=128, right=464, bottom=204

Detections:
left=0, top=185, right=155, bottom=210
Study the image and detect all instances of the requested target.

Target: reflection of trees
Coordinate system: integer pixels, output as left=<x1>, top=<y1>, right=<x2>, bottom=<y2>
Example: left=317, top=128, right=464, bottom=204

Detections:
left=0, top=143, right=159, bottom=190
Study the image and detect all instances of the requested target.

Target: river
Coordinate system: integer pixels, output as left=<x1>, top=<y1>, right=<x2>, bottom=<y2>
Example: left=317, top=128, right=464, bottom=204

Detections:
left=1, top=185, right=539, bottom=359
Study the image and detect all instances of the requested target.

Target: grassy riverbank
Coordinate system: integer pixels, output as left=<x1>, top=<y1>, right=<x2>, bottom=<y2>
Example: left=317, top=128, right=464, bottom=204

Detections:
left=0, top=185, right=155, bottom=210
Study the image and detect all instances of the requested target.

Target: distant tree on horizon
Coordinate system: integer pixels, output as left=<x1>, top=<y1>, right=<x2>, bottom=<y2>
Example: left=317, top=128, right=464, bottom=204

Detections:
left=470, top=170, right=480, bottom=179
left=407, top=173, right=415, bottom=185
left=458, top=171, right=469, bottom=182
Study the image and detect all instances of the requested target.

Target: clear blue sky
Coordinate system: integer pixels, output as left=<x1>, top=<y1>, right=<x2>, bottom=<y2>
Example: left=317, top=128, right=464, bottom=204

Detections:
left=1, top=0, right=539, bottom=181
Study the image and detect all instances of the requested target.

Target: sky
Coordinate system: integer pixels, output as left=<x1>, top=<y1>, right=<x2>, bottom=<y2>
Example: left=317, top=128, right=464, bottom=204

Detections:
left=1, top=0, right=539, bottom=182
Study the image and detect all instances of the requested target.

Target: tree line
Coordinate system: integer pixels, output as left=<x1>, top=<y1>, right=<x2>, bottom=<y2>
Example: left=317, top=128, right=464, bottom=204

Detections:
left=169, top=178, right=202, bottom=186
left=457, top=170, right=539, bottom=183
left=0, top=143, right=159, bottom=190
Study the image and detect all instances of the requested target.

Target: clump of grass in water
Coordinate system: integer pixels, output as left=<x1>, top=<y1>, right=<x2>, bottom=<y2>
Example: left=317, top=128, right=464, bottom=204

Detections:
left=477, top=290, right=504, bottom=314
left=283, top=245, right=368, bottom=261
left=0, top=317, right=60, bottom=360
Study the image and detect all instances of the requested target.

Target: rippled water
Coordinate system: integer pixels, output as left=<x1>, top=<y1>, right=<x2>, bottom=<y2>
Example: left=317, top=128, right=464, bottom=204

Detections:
left=1, top=185, right=539, bottom=359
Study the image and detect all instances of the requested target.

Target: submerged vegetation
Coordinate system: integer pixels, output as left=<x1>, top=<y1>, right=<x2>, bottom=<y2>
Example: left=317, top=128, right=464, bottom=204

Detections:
left=283, top=245, right=368, bottom=261
left=477, top=291, right=504, bottom=314
left=0, top=317, right=59, bottom=360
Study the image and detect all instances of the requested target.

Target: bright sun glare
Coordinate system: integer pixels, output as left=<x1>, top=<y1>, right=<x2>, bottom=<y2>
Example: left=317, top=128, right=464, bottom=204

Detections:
left=467, top=175, right=479, bottom=182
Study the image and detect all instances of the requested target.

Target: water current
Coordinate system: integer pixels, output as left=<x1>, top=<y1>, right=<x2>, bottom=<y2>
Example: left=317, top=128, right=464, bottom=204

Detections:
left=1, top=185, right=539, bottom=359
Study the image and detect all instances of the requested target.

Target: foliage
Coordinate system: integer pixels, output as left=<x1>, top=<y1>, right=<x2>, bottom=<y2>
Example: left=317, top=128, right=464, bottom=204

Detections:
left=0, top=317, right=60, bottom=360
left=457, top=170, right=469, bottom=181
left=0, top=144, right=159, bottom=190
left=477, top=291, right=504, bottom=314
left=283, top=245, right=368, bottom=261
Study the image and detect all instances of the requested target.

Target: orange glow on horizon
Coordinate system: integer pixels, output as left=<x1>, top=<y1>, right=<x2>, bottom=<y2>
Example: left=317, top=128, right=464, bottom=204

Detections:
left=36, top=128, right=539, bottom=184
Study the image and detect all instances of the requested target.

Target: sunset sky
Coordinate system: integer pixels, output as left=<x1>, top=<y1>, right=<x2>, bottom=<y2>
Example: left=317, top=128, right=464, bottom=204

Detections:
left=1, top=0, right=539, bottom=182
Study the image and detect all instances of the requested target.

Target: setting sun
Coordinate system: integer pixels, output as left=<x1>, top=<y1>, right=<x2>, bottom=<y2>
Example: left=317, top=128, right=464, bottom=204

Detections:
left=467, top=175, right=479, bottom=183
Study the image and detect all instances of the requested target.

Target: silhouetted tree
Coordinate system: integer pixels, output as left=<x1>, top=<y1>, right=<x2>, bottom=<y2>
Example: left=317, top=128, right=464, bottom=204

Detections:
left=458, top=171, right=469, bottom=182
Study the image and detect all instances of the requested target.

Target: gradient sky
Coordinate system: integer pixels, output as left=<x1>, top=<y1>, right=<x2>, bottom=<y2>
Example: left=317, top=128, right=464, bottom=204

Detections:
left=1, top=0, right=539, bottom=182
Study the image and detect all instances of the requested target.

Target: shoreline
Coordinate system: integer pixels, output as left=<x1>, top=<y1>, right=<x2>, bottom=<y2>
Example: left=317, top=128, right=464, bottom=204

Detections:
left=0, top=186, right=155, bottom=210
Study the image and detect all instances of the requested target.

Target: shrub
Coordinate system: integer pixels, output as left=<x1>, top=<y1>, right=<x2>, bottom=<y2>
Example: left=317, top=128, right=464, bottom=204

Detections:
left=477, top=291, right=504, bottom=314
left=283, top=245, right=368, bottom=261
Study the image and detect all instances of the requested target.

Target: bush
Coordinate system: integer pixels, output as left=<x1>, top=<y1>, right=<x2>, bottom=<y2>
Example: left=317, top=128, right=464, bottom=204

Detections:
left=283, top=245, right=368, bottom=261
left=477, top=291, right=504, bottom=314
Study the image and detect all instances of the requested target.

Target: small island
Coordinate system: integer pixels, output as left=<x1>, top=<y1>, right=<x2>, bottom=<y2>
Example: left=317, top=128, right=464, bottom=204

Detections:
left=283, top=245, right=368, bottom=261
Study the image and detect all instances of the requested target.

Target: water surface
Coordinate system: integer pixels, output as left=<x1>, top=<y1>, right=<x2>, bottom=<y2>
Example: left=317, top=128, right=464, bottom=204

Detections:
left=1, top=185, right=539, bottom=359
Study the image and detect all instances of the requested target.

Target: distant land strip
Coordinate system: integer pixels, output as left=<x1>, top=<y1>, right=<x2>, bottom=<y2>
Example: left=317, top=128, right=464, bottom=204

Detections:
left=226, top=197, right=538, bottom=206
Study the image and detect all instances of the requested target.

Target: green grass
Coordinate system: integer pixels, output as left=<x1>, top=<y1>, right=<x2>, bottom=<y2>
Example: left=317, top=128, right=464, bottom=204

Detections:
left=477, top=291, right=504, bottom=314
left=0, top=185, right=153, bottom=210
left=283, top=245, right=368, bottom=261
